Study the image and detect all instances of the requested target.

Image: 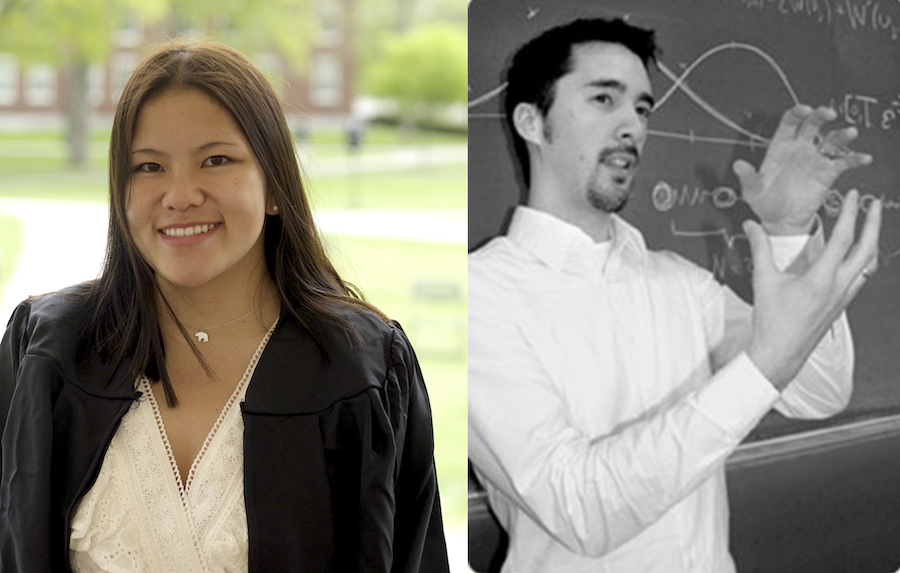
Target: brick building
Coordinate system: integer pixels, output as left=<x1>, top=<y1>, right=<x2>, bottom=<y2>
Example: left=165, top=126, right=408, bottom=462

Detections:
left=0, top=1, right=355, bottom=132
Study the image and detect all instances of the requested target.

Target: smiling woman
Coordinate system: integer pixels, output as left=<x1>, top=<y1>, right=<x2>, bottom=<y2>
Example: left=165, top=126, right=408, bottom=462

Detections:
left=0, top=41, right=449, bottom=572
left=127, top=88, right=273, bottom=299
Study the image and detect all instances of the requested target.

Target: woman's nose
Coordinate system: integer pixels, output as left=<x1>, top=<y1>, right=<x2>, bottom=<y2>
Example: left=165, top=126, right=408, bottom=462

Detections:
left=162, top=169, right=205, bottom=211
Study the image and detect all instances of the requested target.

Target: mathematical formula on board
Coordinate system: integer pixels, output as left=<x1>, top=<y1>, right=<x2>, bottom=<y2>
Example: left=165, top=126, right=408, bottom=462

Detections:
left=655, top=181, right=900, bottom=278
left=728, top=0, right=900, bottom=42
left=472, top=42, right=900, bottom=137
left=832, top=93, right=900, bottom=132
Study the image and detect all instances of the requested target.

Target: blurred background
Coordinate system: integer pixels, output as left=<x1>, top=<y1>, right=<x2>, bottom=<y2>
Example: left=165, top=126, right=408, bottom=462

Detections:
left=0, top=0, right=467, bottom=568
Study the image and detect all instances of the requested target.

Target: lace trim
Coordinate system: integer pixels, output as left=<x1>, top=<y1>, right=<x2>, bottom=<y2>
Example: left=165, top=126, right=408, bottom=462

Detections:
left=185, top=317, right=278, bottom=492
left=143, top=377, right=189, bottom=500
left=144, top=316, right=279, bottom=499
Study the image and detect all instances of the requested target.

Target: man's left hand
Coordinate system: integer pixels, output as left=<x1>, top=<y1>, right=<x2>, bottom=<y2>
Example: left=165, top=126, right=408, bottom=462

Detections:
left=735, top=104, right=872, bottom=236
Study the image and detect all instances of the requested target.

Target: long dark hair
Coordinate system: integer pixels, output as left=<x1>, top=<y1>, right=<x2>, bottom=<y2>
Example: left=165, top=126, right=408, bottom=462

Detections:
left=75, top=40, right=387, bottom=406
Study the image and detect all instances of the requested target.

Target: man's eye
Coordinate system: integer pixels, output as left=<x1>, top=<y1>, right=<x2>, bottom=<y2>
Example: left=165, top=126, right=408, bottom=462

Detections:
left=637, top=106, right=653, bottom=119
left=135, top=163, right=162, bottom=173
left=595, top=94, right=613, bottom=105
left=203, top=155, right=231, bottom=167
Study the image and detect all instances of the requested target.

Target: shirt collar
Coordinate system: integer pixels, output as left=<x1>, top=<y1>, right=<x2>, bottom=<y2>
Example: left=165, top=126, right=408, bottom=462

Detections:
left=507, top=206, right=648, bottom=276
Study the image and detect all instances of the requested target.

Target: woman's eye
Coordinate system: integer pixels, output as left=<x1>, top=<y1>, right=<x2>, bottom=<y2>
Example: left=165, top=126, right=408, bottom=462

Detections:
left=135, top=163, right=162, bottom=173
left=595, top=94, right=613, bottom=106
left=203, top=155, right=231, bottom=167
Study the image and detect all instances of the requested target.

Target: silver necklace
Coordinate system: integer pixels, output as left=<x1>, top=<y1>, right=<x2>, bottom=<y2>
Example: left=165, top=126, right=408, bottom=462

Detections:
left=164, top=302, right=266, bottom=343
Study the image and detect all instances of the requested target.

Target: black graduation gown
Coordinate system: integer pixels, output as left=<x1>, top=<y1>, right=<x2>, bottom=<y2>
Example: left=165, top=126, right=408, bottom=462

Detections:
left=0, top=287, right=449, bottom=572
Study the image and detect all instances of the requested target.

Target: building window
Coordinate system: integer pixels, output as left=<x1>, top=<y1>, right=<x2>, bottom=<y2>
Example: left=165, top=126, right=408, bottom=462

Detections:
left=309, top=52, right=342, bottom=107
left=24, top=64, right=57, bottom=107
left=88, top=64, right=106, bottom=108
left=0, top=53, right=18, bottom=106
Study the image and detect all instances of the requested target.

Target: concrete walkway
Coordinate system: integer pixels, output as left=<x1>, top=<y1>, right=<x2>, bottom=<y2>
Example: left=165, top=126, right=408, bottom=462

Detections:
left=298, top=143, right=468, bottom=177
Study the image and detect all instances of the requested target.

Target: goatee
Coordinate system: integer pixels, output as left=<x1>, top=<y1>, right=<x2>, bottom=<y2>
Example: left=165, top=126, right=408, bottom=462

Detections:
left=587, top=145, right=638, bottom=213
left=587, top=183, right=630, bottom=213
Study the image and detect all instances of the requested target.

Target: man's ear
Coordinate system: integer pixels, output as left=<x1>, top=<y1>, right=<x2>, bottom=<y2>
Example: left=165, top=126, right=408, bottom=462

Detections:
left=513, top=102, right=546, bottom=146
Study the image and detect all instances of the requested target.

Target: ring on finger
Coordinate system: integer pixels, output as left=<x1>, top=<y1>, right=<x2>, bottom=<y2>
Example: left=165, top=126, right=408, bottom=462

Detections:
left=818, top=143, right=851, bottom=160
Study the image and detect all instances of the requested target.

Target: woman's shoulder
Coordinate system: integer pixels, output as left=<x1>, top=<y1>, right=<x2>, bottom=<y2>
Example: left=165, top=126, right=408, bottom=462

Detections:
left=246, top=304, right=416, bottom=414
left=6, top=282, right=93, bottom=341
left=0, top=283, right=95, bottom=369
left=296, top=302, right=405, bottom=361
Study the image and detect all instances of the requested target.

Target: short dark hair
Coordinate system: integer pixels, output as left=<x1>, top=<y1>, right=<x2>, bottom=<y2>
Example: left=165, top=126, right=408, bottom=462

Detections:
left=504, top=18, right=659, bottom=184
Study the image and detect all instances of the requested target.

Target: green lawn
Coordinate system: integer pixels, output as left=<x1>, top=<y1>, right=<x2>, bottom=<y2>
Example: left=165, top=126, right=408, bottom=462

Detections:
left=308, top=163, right=467, bottom=210
left=0, top=129, right=468, bottom=526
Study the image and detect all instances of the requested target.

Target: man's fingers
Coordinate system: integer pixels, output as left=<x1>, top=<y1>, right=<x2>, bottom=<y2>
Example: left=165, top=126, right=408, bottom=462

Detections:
left=838, top=198, right=883, bottom=292
left=823, top=126, right=859, bottom=150
left=744, top=219, right=777, bottom=278
left=815, top=189, right=861, bottom=270
left=836, top=152, right=874, bottom=170
left=819, top=127, right=873, bottom=168
left=770, top=104, right=811, bottom=142
left=797, top=106, right=837, bottom=141
left=844, top=253, right=879, bottom=301
left=733, top=159, right=760, bottom=197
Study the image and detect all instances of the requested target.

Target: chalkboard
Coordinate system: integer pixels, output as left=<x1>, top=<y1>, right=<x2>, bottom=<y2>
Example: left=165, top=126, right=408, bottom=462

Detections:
left=469, top=0, right=900, bottom=439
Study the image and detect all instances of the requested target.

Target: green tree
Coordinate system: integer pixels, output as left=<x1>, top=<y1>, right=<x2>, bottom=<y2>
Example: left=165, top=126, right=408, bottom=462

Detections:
left=164, top=0, right=315, bottom=68
left=0, top=0, right=168, bottom=167
left=362, top=23, right=466, bottom=134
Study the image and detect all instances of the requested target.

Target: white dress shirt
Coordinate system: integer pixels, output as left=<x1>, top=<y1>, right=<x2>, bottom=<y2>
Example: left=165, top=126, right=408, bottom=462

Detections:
left=468, top=207, right=852, bottom=573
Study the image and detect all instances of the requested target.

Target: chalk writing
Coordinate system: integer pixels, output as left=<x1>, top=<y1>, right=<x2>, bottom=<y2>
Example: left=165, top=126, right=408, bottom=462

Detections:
left=880, top=94, right=900, bottom=130
left=652, top=180, right=741, bottom=212
left=670, top=220, right=748, bottom=249
left=711, top=252, right=754, bottom=278
left=726, top=0, right=900, bottom=42
left=835, top=94, right=879, bottom=129
left=469, top=83, right=506, bottom=111
left=652, top=42, right=799, bottom=147
left=822, top=188, right=900, bottom=217
left=825, top=93, right=900, bottom=132
left=471, top=41, right=800, bottom=150
left=655, top=42, right=800, bottom=145
left=649, top=128, right=770, bottom=149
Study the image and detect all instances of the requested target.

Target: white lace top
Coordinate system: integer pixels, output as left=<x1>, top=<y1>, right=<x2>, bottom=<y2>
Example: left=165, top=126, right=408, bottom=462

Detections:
left=69, top=319, right=278, bottom=572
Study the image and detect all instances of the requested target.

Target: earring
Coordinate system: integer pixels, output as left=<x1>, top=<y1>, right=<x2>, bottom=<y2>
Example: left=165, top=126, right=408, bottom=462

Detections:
left=272, top=205, right=279, bottom=213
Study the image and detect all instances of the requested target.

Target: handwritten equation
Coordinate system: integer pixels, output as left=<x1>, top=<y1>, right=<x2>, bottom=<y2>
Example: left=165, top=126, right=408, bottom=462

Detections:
left=658, top=179, right=900, bottom=277
left=727, top=0, right=900, bottom=42
left=652, top=181, right=741, bottom=212
left=832, top=93, right=900, bottom=131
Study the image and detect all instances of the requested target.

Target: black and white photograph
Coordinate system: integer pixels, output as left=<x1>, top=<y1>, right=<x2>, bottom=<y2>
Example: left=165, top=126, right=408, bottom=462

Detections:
left=468, top=1, right=900, bottom=571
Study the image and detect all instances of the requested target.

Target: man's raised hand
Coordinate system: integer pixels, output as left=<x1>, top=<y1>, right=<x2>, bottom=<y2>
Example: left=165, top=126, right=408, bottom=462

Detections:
left=735, top=105, right=872, bottom=236
left=745, top=190, right=882, bottom=390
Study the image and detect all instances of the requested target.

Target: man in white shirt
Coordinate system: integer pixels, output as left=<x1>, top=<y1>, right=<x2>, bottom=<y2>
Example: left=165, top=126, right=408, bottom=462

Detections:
left=468, top=18, right=882, bottom=573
